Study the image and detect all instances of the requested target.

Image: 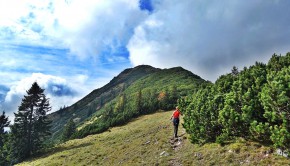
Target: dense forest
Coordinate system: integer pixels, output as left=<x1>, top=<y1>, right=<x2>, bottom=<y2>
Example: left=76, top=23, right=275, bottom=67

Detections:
left=179, top=53, right=290, bottom=155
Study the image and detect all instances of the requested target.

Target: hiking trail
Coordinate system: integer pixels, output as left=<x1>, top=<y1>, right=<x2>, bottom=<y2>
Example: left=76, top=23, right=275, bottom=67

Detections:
left=168, top=128, right=186, bottom=166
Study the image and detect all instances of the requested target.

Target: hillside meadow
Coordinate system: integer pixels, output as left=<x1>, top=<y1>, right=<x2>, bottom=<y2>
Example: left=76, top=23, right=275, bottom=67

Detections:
left=18, top=111, right=289, bottom=166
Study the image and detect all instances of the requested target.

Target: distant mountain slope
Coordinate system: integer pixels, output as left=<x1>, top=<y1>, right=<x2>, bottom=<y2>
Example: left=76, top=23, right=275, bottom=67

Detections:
left=48, top=65, right=160, bottom=141
left=125, top=66, right=203, bottom=97
left=18, top=111, right=290, bottom=166
left=48, top=65, right=205, bottom=142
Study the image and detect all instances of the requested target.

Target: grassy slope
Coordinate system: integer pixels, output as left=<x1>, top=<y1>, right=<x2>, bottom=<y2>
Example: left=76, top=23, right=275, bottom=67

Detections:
left=75, top=66, right=205, bottom=136
left=48, top=65, right=160, bottom=141
left=18, top=111, right=289, bottom=166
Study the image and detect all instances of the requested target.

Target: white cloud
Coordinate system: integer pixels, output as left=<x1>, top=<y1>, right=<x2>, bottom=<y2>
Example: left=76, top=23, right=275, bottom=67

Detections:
left=128, top=0, right=290, bottom=81
left=0, top=0, right=148, bottom=59
left=56, top=0, right=148, bottom=59
left=3, top=73, right=79, bottom=121
left=0, top=0, right=29, bottom=26
left=4, top=73, right=67, bottom=102
left=0, top=0, right=56, bottom=44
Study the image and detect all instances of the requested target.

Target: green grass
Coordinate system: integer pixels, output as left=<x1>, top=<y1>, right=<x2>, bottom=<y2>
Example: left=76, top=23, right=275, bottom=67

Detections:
left=18, top=111, right=290, bottom=166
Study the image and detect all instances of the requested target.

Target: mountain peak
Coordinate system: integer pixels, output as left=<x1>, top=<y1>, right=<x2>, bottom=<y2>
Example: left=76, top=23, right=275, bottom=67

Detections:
left=48, top=65, right=204, bottom=141
left=109, top=65, right=160, bottom=85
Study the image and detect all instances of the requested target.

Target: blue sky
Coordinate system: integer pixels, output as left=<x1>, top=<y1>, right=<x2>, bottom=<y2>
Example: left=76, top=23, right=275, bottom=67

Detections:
left=1, top=0, right=290, bottom=121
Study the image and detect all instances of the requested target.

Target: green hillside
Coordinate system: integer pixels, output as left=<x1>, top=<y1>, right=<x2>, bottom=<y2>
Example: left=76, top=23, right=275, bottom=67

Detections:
left=48, top=65, right=205, bottom=142
left=48, top=65, right=160, bottom=141
left=73, top=66, right=205, bottom=139
left=18, top=111, right=290, bottom=165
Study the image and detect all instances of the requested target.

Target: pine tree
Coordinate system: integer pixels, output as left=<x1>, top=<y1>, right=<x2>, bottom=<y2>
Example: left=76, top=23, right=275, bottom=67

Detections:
left=168, top=85, right=178, bottom=109
left=135, top=89, right=142, bottom=114
left=10, top=82, right=51, bottom=164
left=260, top=66, right=290, bottom=151
left=143, top=89, right=158, bottom=113
left=231, top=66, right=239, bottom=76
left=114, top=93, right=126, bottom=113
left=62, top=118, right=76, bottom=142
left=0, top=111, right=10, bottom=147
left=0, top=111, right=10, bottom=166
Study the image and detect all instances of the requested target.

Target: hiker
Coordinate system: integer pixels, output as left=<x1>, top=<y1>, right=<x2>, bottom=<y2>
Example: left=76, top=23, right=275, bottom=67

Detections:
left=170, top=106, right=180, bottom=138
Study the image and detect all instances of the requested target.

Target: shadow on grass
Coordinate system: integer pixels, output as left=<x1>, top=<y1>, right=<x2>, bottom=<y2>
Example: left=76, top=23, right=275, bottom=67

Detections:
left=29, top=142, right=94, bottom=161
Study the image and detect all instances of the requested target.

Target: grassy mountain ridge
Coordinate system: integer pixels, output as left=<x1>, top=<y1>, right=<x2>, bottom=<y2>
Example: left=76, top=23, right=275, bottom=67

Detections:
left=72, top=66, right=206, bottom=138
left=48, top=65, right=160, bottom=141
left=18, top=111, right=290, bottom=165
left=125, top=66, right=203, bottom=93
left=48, top=65, right=205, bottom=142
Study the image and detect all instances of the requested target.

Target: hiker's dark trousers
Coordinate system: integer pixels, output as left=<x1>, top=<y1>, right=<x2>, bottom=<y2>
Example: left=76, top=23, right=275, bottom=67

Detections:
left=173, top=118, right=179, bottom=138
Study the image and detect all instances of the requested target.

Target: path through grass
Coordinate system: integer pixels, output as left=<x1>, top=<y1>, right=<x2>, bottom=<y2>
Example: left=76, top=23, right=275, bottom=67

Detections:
left=18, top=111, right=290, bottom=166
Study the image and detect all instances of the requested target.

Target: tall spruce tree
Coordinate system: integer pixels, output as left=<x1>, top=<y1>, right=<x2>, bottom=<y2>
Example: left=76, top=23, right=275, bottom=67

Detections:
left=135, top=89, right=142, bottom=114
left=0, top=111, right=10, bottom=166
left=0, top=111, right=10, bottom=148
left=61, top=118, right=76, bottom=142
left=10, top=82, right=51, bottom=164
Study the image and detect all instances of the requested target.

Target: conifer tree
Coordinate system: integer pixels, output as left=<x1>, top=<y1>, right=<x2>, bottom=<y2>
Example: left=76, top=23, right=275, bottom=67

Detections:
left=135, top=89, right=142, bottom=114
left=62, top=118, right=76, bottom=142
left=0, top=111, right=10, bottom=148
left=260, top=66, right=290, bottom=151
left=168, top=85, right=178, bottom=109
left=231, top=66, right=239, bottom=76
left=10, top=82, right=51, bottom=164
left=114, top=93, right=126, bottom=113
left=0, top=111, right=10, bottom=165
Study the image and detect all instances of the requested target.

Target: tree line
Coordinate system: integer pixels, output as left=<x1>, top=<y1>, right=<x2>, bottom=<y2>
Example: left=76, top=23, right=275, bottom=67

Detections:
left=72, top=86, right=180, bottom=139
left=179, top=53, right=290, bottom=154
